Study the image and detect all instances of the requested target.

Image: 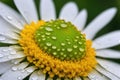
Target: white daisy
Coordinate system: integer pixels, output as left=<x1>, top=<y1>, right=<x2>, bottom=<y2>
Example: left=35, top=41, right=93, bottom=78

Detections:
left=0, top=0, right=120, bottom=80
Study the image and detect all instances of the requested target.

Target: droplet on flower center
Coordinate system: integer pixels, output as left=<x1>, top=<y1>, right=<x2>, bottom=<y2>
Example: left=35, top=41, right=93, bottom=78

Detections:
left=34, top=19, right=86, bottom=60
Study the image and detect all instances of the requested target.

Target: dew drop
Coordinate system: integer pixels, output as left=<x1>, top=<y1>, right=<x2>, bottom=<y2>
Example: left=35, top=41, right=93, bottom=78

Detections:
left=26, top=68, right=33, bottom=73
left=68, top=42, right=71, bottom=44
left=10, top=50, right=16, bottom=54
left=67, top=48, right=73, bottom=52
left=46, top=42, right=52, bottom=47
left=73, top=45, right=78, bottom=48
left=0, top=35, right=6, bottom=41
left=17, top=76, right=22, bottom=80
left=62, top=48, right=65, bottom=51
left=53, top=52, right=57, bottom=55
left=42, top=38, right=46, bottom=41
left=61, top=43, right=65, bottom=46
left=41, top=35, right=45, bottom=38
left=45, top=27, right=53, bottom=32
left=52, top=46, right=56, bottom=49
left=79, top=48, right=84, bottom=52
left=12, top=66, right=17, bottom=71
left=57, top=49, right=60, bottom=51
left=51, top=36, right=56, bottom=40
left=61, top=24, right=67, bottom=28
left=0, top=54, right=3, bottom=58
left=57, top=27, right=60, bottom=29
left=76, top=36, right=79, bottom=39
left=31, top=77, right=38, bottom=80
left=7, top=16, right=12, bottom=20
left=2, top=49, right=8, bottom=52
left=45, top=32, right=51, bottom=35
left=78, top=42, right=82, bottom=44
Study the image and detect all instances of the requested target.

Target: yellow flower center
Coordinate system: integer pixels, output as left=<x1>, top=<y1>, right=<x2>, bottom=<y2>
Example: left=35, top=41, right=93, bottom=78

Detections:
left=19, top=20, right=97, bottom=78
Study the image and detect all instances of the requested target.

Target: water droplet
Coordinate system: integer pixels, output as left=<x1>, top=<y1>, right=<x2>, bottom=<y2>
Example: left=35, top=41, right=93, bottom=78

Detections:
left=68, top=42, right=71, bottom=44
left=10, top=50, right=16, bottom=54
left=41, top=35, right=45, bottom=38
left=62, top=48, right=65, bottom=51
left=12, top=66, right=17, bottom=71
left=67, top=48, right=73, bottom=52
left=44, top=47, right=48, bottom=50
left=46, top=42, right=52, bottom=47
left=61, top=43, right=65, bottom=46
left=31, top=77, right=38, bottom=80
left=38, top=39, right=41, bottom=42
left=119, top=40, right=120, bottom=44
left=2, top=49, right=8, bottom=52
left=57, top=49, right=60, bottom=51
left=45, top=32, right=51, bottom=35
left=0, top=54, right=3, bottom=57
left=73, top=45, right=78, bottom=48
left=7, top=16, right=12, bottom=20
left=17, top=76, right=22, bottom=80
left=51, top=36, right=56, bottom=40
left=53, top=52, right=57, bottom=55
left=42, top=38, right=46, bottom=41
left=45, top=27, right=53, bottom=32
left=57, top=27, right=60, bottom=29
left=26, top=68, right=33, bottom=73
left=52, top=46, right=56, bottom=49
left=79, top=48, right=84, bottom=52
left=60, top=52, right=64, bottom=55
left=76, top=36, right=79, bottom=39
left=78, top=42, right=82, bottom=44
left=74, top=39, right=77, bottom=42
left=0, top=35, right=6, bottom=41
left=61, top=24, right=67, bottom=28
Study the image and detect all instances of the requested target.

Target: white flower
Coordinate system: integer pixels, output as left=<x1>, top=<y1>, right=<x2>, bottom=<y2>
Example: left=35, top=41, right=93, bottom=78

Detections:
left=0, top=0, right=120, bottom=80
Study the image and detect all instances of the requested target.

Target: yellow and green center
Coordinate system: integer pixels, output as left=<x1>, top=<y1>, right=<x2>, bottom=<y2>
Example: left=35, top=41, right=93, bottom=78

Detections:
left=19, top=20, right=97, bottom=78
left=35, top=20, right=86, bottom=60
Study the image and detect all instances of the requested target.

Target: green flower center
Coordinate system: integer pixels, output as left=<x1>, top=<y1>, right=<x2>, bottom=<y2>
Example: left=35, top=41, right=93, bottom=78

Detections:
left=34, top=19, right=86, bottom=60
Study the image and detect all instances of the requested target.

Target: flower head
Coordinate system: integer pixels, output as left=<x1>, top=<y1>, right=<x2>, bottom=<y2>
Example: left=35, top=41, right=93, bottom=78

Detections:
left=0, top=0, right=120, bottom=80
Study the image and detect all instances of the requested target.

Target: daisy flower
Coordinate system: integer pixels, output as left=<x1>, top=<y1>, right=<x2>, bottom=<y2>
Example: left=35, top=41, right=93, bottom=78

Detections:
left=0, top=0, right=120, bottom=80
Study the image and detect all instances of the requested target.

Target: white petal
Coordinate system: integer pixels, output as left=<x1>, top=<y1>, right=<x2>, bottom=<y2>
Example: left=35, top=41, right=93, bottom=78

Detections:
left=14, top=0, right=38, bottom=23
left=97, top=58, right=120, bottom=78
left=0, top=2, right=26, bottom=30
left=29, top=70, right=45, bottom=80
left=0, top=62, right=37, bottom=80
left=73, top=77, right=82, bottom=80
left=88, top=69, right=109, bottom=80
left=83, top=8, right=117, bottom=39
left=59, top=2, right=78, bottom=22
left=96, top=49, right=120, bottom=59
left=0, top=61, right=13, bottom=74
left=96, top=65, right=120, bottom=80
left=0, top=35, right=18, bottom=44
left=93, top=31, right=120, bottom=49
left=0, top=58, right=24, bottom=74
left=0, top=47, right=25, bottom=62
left=73, top=9, right=87, bottom=30
left=0, top=32, right=20, bottom=40
left=40, top=0, right=56, bottom=21
left=0, top=17, right=19, bottom=34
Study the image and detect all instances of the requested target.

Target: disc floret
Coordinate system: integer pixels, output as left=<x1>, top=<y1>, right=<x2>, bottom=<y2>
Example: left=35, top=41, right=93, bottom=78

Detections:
left=35, top=20, right=86, bottom=60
